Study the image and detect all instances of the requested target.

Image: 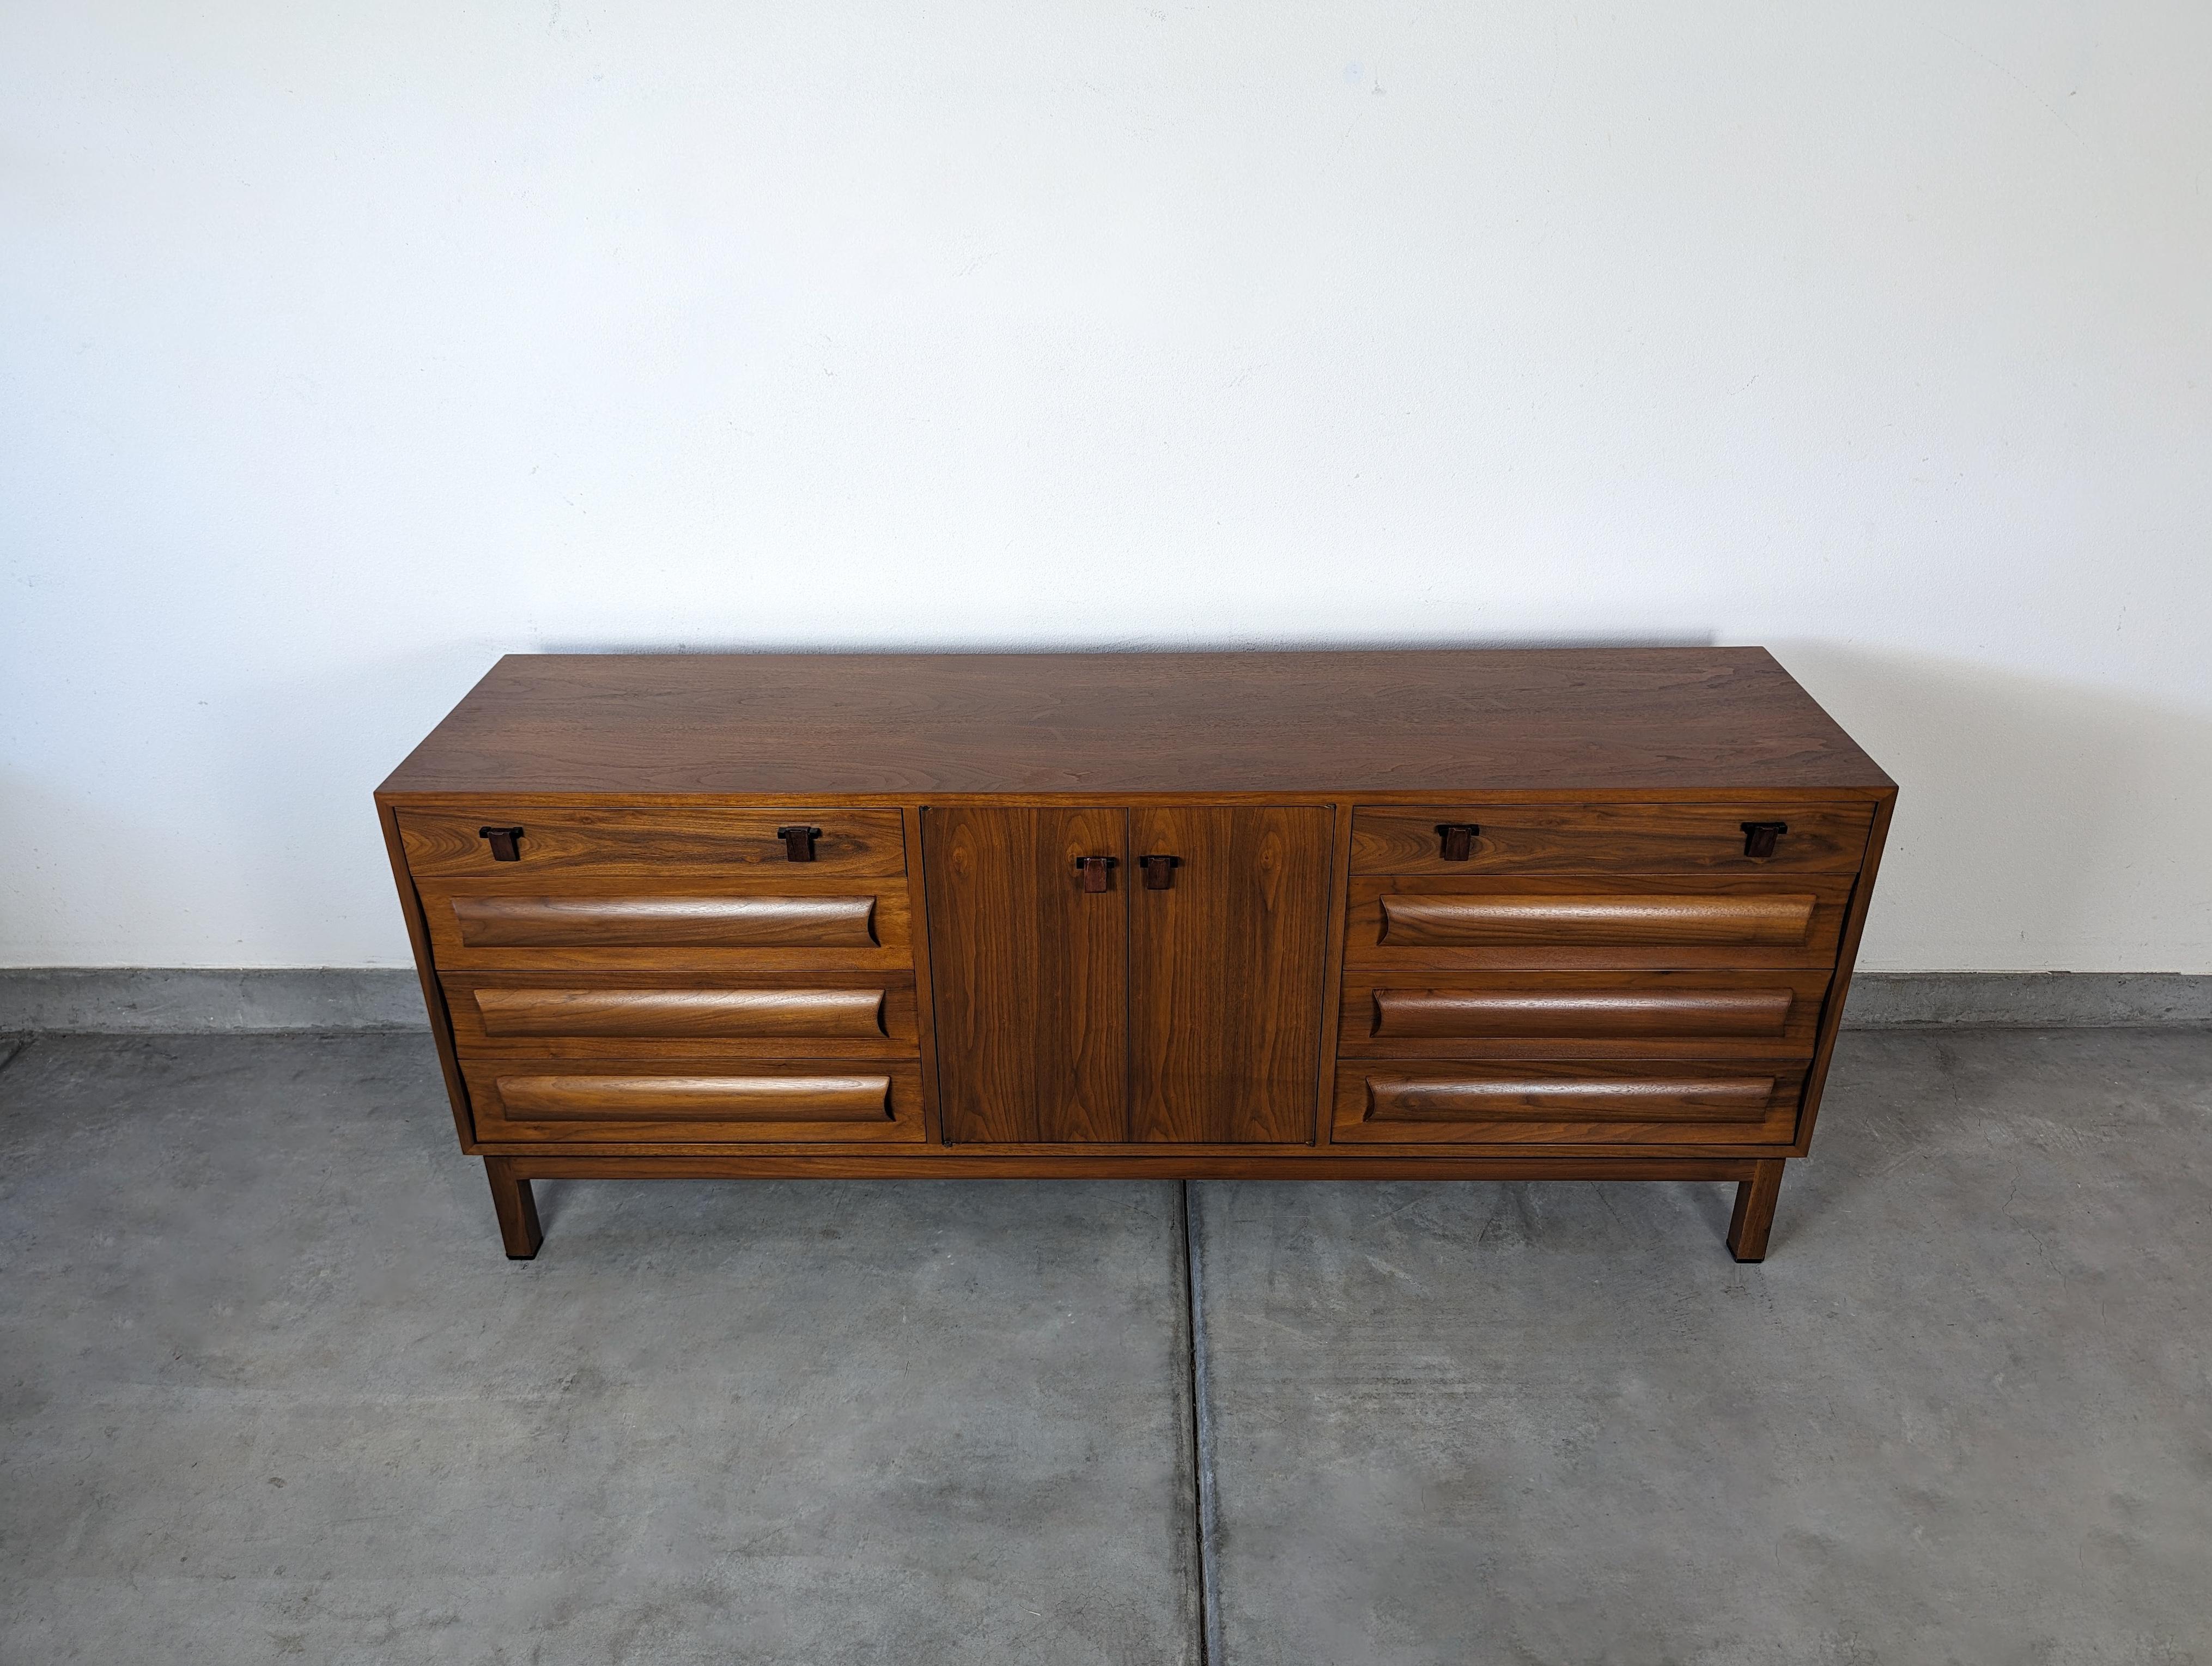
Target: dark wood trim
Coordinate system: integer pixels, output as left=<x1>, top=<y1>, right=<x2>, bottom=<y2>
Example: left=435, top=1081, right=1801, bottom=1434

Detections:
left=484, top=1157, right=544, bottom=1258
left=900, top=805, right=946, bottom=1146
left=1727, top=1158, right=1786, bottom=1261
left=1310, top=800, right=1355, bottom=1146
left=466, top=1134, right=1816, bottom=1160
left=380, top=786, right=1896, bottom=811
left=377, top=798, right=479, bottom=1152
left=506, top=1153, right=1765, bottom=1182
left=1793, top=786, right=1897, bottom=1153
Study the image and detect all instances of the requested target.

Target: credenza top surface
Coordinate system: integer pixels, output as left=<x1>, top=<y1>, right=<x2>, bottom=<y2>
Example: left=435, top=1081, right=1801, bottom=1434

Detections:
left=378, top=648, right=1893, bottom=798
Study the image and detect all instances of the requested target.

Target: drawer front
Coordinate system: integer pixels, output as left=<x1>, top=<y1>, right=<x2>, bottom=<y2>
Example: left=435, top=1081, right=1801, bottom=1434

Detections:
left=1350, top=803, right=1873, bottom=875
left=398, top=807, right=906, bottom=880
left=1330, top=1060, right=1804, bottom=1146
left=418, top=877, right=913, bottom=971
left=1339, top=970, right=1833, bottom=1059
left=444, top=973, right=919, bottom=1057
left=463, top=1057, right=927, bottom=1144
left=1347, top=875, right=1851, bottom=970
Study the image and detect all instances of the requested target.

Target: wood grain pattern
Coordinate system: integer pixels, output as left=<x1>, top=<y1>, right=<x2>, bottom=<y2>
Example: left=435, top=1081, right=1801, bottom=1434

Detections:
left=1372, top=987, right=1797, bottom=1040
left=1794, top=790, right=1897, bottom=1154
left=923, top=807, right=1128, bottom=1143
left=464, top=1058, right=927, bottom=1144
left=441, top=972, right=918, bottom=1058
left=1349, top=802, right=1874, bottom=875
left=1329, top=1061, right=1804, bottom=1147
left=376, top=650, right=1894, bottom=798
left=1728, top=1158, right=1787, bottom=1259
left=1341, top=970, right=1833, bottom=1059
left=469, top=985, right=889, bottom=1040
left=397, top=806, right=904, bottom=878
left=1347, top=874, right=1849, bottom=970
left=375, top=649, right=1894, bottom=1259
left=1128, top=805, right=1333, bottom=1143
left=378, top=801, right=478, bottom=1152
left=483, top=1158, right=543, bottom=1258
left=500, top=1073, right=892, bottom=1120
left=898, top=804, right=948, bottom=1145
left=417, top=876, right=913, bottom=972
left=1366, top=1072, right=1778, bottom=1120
left=497, top=1151, right=1773, bottom=1179
left=1378, top=892, right=1818, bottom=947
left=449, top=893, right=879, bottom=949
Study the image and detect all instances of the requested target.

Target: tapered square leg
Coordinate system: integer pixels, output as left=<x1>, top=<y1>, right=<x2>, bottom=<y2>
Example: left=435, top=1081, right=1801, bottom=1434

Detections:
left=485, top=1158, right=543, bottom=1259
left=1727, top=1159, right=1785, bottom=1261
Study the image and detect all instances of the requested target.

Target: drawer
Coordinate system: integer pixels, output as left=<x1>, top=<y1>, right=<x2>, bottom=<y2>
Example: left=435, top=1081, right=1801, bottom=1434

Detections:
left=1346, top=875, right=1851, bottom=970
left=1350, top=802, right=1873, bottom=875
left=417, top=876, right=913, bottom=972
left=463, top=1057, right=928, bottom=1144
left=1329, top=1060, right=1805, bottom=1147
left=443, top=972, right=920, bottom=1058
left=1338, top=969, right=1833, bottom=1060
left=397, top=806, right=906, bottom=880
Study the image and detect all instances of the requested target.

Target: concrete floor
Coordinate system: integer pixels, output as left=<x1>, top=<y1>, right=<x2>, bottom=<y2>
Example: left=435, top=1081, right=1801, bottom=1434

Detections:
left=1, top=1030, right=2207, bottom=1663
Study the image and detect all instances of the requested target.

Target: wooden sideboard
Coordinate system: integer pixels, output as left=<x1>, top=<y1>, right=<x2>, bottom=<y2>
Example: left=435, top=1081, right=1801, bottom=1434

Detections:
left=376, top=650, right=1893, bottom=1261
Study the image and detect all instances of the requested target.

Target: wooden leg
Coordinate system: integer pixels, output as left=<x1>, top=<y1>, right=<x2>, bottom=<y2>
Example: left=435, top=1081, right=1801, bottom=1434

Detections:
left=1727, top=1159, right=1785, bottom=1262
left=485, top=1158, right=543, bottom=1259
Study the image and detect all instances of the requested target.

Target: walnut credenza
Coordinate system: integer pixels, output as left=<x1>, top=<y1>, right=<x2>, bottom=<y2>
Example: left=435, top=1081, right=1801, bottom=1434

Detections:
left=376, top=649, right=1894, bottom=1261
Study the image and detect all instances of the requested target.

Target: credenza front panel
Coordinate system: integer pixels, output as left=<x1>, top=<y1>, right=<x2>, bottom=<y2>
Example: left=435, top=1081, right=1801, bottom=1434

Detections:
left=1127, top=805, right=1333, bottom=1144
left=923, top=804, right=1333, bottom=1145
left=923, top=806, right=1131, bottom=1144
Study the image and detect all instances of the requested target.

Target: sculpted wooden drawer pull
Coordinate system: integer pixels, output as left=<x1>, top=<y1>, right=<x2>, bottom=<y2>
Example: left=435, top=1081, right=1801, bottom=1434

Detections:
left=495, top=1072, right=895, bottom=1120
left=1138, top=854, right=1182, bottom=890
left=1074, top=855, right=1120, bottom=893
left=1365, top=1073, right=1779, bottom=1122
left=1378, top=893, right=1818, bottom=947
left=1372, top=987, right=1796, bottom=1038
left=451, top=894, right=879, bottom=948
left=776, top=824, right=821, bottom=862
left=1741, top=821, right=1788, bottom=858
left=1434, top=822, right=1480, bottom=862
left=471, top=986, right=888, bottom=1039
left=478, top=825, right=525, bottom=862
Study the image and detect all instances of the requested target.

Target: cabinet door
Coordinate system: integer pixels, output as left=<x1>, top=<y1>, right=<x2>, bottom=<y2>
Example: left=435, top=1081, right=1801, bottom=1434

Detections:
left=922, top=807, right=1129, bottom=1142
left=1128, top=807, right=1335, bottom=1143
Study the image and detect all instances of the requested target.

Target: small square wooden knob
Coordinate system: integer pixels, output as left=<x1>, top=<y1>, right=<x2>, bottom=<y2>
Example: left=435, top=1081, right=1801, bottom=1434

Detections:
left=1434, top=823, right=1480, bottom=862
left=1741, top=821, right=1788, bottom=859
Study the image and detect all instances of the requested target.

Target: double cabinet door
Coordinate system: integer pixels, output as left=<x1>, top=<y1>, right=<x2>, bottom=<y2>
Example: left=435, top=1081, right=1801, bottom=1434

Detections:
left=923, top=806, right=1335, bottom=1144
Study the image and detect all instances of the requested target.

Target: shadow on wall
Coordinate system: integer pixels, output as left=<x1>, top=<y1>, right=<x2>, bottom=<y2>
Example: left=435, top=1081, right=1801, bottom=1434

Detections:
left=1769, top=644, right=2212, bottom=974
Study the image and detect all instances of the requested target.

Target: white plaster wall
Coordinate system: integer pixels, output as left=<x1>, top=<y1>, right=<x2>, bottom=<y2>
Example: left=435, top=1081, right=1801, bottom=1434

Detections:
left=3, top=1, right=2207, bottom=971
